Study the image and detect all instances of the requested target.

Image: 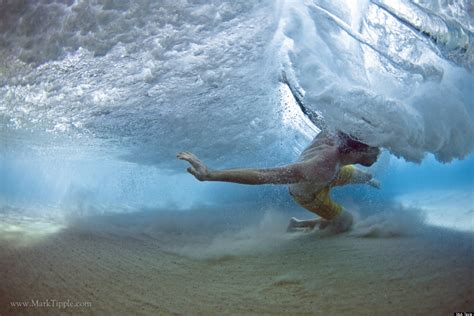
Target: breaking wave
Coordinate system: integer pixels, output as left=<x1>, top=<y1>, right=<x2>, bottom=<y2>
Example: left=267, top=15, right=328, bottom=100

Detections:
left=1, top=0, right=473, bottom=166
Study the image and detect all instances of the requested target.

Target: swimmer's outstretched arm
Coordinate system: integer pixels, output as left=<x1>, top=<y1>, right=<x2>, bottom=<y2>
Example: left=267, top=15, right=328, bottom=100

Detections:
left=177, top=151, right=309, bottom=185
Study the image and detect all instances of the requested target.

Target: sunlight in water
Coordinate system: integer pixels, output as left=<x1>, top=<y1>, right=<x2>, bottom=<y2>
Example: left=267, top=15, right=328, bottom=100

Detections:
left=279, top=83, right=319, bottom=141
left=396, top=189, right=474, bottom=232
left=0, top=214, right=65, bottom=247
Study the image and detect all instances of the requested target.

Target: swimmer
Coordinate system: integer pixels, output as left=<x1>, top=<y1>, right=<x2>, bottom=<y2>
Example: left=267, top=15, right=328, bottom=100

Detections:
left=177, top=131, right=380, bottom=233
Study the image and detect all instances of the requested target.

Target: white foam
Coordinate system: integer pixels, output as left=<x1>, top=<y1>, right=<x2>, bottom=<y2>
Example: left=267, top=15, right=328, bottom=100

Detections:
left=275, top=0, right=474, bottom=163
left=1, top=0, right=473, bottom=167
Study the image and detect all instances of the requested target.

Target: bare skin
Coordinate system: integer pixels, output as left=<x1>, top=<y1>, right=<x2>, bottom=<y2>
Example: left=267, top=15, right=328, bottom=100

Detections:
left=177, top=132, right=380, bottom=233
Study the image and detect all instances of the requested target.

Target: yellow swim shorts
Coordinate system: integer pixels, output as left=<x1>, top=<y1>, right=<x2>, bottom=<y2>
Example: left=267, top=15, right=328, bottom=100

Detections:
left=291, top=165, right=355, bottom=220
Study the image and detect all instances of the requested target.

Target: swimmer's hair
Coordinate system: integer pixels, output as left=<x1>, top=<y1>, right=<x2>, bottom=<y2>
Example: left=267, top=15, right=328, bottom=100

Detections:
left=337, top=131, right=372, bottom=154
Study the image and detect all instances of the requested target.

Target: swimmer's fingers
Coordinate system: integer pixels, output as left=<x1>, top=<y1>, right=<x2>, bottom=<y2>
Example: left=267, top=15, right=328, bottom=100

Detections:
left=177, top=151, right=204, bottom=167
left=177, top=152, right=198, bottom=167
left=177, top=151, right=194, bottom=161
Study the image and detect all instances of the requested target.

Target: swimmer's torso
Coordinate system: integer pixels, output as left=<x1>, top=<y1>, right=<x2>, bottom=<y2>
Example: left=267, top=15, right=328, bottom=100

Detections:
left=288, top=132, right=341, bottom=202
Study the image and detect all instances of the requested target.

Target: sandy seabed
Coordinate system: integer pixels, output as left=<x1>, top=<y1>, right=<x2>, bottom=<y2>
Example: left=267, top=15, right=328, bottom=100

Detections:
left=0, top=208, right=472, bottom=315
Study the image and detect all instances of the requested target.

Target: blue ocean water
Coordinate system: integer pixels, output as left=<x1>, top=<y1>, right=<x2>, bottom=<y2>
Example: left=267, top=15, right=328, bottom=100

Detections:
left=0, top=0, right=473, bottom=232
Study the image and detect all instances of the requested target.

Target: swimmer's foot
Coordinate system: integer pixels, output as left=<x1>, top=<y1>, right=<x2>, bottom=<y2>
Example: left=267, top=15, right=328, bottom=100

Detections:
left=287, top=217, right=302, bottom=232
left=287, top=217, right=333, bottom=233
left=287, top=217, right=319, bottom=232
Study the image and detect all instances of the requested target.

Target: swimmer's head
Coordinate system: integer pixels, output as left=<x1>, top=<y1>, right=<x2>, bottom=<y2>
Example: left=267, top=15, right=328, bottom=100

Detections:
left=337, top=131, right=380, bottom=166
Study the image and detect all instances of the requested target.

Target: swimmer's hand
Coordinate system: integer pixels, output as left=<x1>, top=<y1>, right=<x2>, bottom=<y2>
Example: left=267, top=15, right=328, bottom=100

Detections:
left=368, top=178, right=381, bottom=189
left=177, top=151, right=210, bottom=181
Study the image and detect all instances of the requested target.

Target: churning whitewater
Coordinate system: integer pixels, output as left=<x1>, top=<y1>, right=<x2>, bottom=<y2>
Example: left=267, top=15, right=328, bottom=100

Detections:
left=1, top=0, right=473, bottom=168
